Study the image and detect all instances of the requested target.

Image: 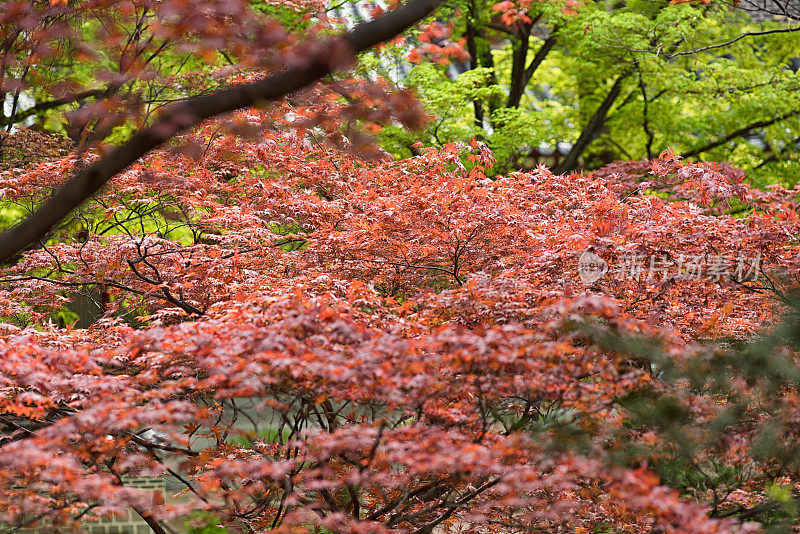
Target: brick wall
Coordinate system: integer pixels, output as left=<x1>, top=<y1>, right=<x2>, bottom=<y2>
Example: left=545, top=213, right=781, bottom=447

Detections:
left=14, top=477, right=166, bottom=534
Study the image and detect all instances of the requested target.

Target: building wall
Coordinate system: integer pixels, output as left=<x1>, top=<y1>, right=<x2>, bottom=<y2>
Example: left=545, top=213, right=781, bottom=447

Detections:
left=14, top=477, right=166, bottom=534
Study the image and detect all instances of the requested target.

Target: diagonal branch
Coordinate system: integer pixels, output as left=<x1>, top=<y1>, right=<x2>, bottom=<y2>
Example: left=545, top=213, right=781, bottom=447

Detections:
left=664, top=25, right=800, bottom=59
left=0, top=0, right=443, bottom=263
left=681, top=108, right=800, bottom=159
left=507, top=28, right=557, bottom=109
left=553, top=73, right=628, bottom=174
left=0, top=88, right=106, bottom=128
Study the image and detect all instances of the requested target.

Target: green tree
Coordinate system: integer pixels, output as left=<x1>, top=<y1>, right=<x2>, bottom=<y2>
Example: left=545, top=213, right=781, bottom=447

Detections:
left=373, top=0, right=800, bottom=184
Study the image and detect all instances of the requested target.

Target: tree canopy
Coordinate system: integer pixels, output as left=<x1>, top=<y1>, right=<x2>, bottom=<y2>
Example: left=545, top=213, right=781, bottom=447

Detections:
left=371, top=0, right=800, bottom=182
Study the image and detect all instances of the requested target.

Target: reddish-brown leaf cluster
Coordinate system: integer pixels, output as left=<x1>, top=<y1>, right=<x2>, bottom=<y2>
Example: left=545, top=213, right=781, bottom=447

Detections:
left=0, top=105, right=795, bottom=532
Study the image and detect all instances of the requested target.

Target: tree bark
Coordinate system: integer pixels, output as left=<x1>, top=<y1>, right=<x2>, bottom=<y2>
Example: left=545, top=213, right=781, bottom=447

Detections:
left=505, top=23, right=532, bottom=109
left=0, top=88, right=107, bottom=128
left=506, top=29, right=556, bottom=108
left=465, top=0, right=485, bottom=129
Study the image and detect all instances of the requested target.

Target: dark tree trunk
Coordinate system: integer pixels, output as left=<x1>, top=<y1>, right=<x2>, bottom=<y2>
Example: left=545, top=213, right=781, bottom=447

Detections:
left=554, top=74, right=627, bottom=175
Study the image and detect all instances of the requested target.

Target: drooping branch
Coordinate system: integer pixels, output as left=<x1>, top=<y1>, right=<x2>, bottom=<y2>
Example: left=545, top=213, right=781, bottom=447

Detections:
left=755, top=135, right=800, bottom=169
left=0, top=0, right=443, bottom=264
left=663, top=25, right=800, bottom=59
left=681, top=109, right=800, bottom=159
left=0, top=88, right=107, bottom=128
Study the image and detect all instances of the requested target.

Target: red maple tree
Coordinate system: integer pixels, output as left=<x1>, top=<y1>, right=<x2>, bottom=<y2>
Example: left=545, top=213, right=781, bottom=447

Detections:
left=0, top=104, right=798, bottom=531
left=1, top=1, right=800, bottom=533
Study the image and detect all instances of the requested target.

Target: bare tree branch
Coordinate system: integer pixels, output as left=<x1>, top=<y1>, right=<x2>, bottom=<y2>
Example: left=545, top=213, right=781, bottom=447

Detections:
left=664, top=25, right=800, bottom=59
